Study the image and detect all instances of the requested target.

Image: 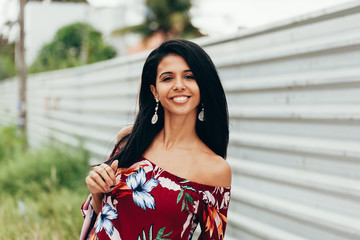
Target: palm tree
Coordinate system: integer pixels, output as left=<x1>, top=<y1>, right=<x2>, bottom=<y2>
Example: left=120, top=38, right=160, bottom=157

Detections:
left=112, top=0, right=202, bottom=40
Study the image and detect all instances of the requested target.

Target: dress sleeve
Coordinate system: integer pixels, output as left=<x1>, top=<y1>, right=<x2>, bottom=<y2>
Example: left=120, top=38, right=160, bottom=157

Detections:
left=197, top=187, right=231, bottom=240
left=80, top=194, right=98, bottom=240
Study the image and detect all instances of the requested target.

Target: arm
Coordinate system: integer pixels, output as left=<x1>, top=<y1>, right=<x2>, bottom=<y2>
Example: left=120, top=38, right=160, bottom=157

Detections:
left=85, top=125, right=133, bottom=214
left=85, top=160, right=118, bottom=214
left=197, top=156, right=232, bottom=239
left=116, top=125, right=133, bottom=148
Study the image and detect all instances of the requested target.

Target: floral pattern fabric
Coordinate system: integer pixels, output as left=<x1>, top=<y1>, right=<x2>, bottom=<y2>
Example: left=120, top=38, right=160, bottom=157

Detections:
left=81, top=144, right=231, bottom=240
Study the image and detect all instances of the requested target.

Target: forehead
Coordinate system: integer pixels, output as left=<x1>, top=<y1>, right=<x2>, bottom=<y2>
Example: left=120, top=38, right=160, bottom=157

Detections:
left=157, top=54, right=190, bottom=75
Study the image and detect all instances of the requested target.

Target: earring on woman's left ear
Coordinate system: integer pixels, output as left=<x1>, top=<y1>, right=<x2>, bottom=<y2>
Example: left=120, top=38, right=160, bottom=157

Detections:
left=198, top=104, right=205, bottom=122
left=151, top=99, right=159, bottom=124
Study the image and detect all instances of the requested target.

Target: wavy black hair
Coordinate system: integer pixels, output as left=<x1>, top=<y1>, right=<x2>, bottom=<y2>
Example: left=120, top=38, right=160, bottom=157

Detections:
left=109, top=39, right=229, bottom=168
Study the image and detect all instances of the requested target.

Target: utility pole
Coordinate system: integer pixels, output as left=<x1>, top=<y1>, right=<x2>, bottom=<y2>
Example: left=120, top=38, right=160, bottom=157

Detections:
left=17, top=0, right=27, bottom=146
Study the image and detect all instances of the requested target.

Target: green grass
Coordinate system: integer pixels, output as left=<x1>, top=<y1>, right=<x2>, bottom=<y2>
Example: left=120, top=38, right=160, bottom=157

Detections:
left=0, top=125, right=91, bottom=239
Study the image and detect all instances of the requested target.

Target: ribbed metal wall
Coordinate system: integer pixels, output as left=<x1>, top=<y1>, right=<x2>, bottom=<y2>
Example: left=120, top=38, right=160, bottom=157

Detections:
left=0, top=77, right=18, bottom=125
left=25, top=55, right=145, bottom=163
left=1, top=1, right=360, bottom=239
left=198, top=1, right=360, bottom=239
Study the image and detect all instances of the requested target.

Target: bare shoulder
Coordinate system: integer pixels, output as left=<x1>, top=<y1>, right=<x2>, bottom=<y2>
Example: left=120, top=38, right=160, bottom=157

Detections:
left=116, top=125, right=133, bottom=143
left=209, top=155, right=232, bottom=187
left=194, top=152, right=232, bottom=188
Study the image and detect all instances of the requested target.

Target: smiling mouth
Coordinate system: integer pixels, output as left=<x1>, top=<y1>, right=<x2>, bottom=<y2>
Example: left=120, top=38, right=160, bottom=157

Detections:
left=171, top=96, right=191, bottom=103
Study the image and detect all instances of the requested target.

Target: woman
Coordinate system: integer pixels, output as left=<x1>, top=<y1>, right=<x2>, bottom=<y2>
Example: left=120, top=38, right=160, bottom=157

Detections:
left=81, top=39, right=231, bottom=240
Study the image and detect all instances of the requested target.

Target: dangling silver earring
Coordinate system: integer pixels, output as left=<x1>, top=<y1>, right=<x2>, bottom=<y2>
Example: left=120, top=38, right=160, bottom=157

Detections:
left=198, top=104, right=205, bottom=122
left=151, top=99, right=159, bottom=124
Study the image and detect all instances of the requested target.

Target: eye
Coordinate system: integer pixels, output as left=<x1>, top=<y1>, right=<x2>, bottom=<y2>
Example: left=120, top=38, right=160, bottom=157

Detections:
left=184, top=75, right=195, bottom=80
left=162, top=76, right=173, bottom=82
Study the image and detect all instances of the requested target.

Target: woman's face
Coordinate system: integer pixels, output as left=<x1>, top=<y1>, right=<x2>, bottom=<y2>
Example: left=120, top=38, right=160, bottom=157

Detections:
left=150, top=54, right=200, bottom=118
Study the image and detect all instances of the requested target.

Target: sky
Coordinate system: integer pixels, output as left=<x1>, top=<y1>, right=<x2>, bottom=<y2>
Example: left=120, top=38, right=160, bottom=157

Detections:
left=189, top=0, right=356, bottom=35
left=88, top=0, right=356, bottom=35
left=0, top=0, right=356, bottom=38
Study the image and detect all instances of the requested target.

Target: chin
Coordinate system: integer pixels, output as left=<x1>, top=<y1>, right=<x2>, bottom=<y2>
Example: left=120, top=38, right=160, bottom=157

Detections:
left=164, top=108, right=197, bottom=118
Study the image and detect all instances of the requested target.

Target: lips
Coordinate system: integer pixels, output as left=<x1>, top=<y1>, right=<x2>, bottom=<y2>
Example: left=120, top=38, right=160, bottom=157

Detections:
left=170, top=95, right=191, bottom=103
left=173, top=96, right=187, bottom=101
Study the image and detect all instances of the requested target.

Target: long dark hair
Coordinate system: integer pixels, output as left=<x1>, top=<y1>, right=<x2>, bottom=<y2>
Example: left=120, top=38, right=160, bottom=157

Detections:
left=109, top=39, right=229, bottom=168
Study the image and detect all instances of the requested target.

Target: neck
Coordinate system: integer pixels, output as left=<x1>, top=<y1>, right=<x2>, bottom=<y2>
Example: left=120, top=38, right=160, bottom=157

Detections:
left=157, top=110, right=198, bottom=151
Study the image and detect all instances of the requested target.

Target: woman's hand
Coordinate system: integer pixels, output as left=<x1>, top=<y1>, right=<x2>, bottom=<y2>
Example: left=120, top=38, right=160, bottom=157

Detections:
left=86, top=160, right=118, bottom=195
left=85, top=160, right=118, bottom=214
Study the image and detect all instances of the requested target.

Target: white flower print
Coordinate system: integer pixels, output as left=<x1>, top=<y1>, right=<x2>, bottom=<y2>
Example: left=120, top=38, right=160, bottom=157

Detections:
left=220, top=191, right=230, bottom=209
left=126, top=167, right=159, bottom=211
left=202, top=191, right=216, bottom=206
left=95, top=204, right=118, bottom=236
left=158, top=177, right=181, bottom=191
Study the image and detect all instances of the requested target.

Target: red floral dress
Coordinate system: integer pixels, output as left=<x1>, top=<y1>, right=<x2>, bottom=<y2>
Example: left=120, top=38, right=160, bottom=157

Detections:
left=80, top=145, right=231, bottom=240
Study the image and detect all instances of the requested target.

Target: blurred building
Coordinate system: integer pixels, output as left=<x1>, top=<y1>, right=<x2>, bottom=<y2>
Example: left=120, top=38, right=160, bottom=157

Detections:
left=25, top=0, right=144, bottom=66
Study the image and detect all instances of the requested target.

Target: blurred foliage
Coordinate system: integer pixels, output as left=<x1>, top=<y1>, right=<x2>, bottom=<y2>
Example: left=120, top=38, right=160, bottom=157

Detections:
left=30, top=0, right=88, bottom=2
left=0, top=125, right=91, bottom=238
left=113, top=0, right=202, bottom=39
left=0, top=188, right=88, bottom=239
left=29, top=22, right=116, bottom=73
left=0, top=36, right=16, bottom=80
left=0, top=144, right=90, bottom=196
left=0, top=125, right=26, bottom=161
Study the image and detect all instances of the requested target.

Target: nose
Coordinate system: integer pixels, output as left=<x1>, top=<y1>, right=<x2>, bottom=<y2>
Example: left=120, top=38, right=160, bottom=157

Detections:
left=173, top=76, right=186, bottom=91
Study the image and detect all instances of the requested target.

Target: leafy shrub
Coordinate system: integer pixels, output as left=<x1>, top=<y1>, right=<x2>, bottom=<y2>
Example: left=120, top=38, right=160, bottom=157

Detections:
left=0, top=125, right=91, bottom=238
left=0, top=188, right=88, bottom=239
left=0, top=144, right=89, bottom=196
left=0, top=125, right=26, bottom=163
left=29, top=22, right=117, bottom=73
left=0, top=39, right=16, bottom=80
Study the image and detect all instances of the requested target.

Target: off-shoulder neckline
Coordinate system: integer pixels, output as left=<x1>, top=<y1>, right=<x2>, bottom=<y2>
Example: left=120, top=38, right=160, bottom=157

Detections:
left=140, top=156, right=231, bottom=190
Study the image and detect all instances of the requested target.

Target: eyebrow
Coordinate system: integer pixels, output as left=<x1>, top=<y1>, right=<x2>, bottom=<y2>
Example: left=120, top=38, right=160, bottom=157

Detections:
left=159, top=70, right=192, bottom=78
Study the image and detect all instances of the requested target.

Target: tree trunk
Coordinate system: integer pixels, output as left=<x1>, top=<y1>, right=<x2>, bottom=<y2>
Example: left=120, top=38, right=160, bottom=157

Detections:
left=18, top=0, right=27, bottom=147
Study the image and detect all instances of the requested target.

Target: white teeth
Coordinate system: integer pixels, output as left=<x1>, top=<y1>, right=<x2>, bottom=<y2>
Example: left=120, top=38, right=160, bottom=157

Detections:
left=173, top=97, right=187, bottom=101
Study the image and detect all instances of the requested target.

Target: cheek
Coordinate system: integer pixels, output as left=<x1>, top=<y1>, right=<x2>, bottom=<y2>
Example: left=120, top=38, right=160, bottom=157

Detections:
left=156, top=85, right=170, bottom=100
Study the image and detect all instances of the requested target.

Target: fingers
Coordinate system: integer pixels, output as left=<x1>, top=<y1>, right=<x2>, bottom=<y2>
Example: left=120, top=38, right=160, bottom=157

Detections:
left=86, top=163, right=117, bottom=194
left=95, top=163, right=116, bottom=186
left=89, top=170, right=111, bottom=192
left=86, top=175, right=107, bottom=194
left=111, top=160, right=118, bottom=173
